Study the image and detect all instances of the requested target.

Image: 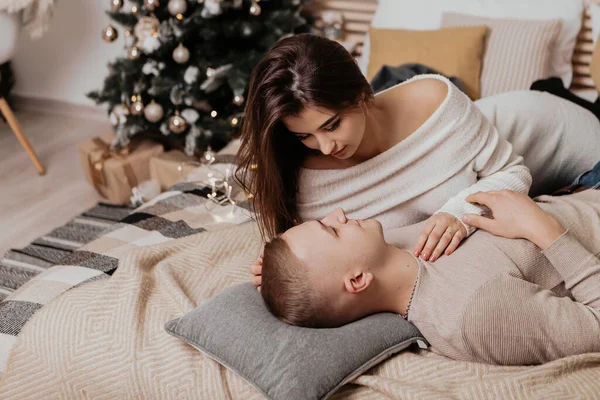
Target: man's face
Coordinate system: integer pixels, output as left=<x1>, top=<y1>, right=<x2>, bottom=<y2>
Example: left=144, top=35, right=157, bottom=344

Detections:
left=281, top=208, right=387, bottom=292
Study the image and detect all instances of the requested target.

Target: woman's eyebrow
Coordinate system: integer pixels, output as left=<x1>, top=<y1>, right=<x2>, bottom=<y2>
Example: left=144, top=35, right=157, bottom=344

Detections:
left=317, top=114, right=339, bottom=130
left=288, top=114, right=339, bottom=136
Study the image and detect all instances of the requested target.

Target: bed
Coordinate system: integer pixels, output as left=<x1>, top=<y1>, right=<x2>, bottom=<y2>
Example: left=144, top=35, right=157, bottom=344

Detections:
left=1, top=179, right=599, bottom=399
left=2, top=1, right=600, bottom=398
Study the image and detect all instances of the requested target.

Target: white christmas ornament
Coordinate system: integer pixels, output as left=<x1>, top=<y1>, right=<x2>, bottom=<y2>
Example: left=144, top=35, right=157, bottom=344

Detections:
left=142, top=61, right=160, bottom=76
left=160, top=122, right=170, bottom=135
left=201, top=0, right=222, bottom=18
left=173, top=43, right=190, bottom=64
left=110, top=112, right=119, bottom=126
left=110, top=104, right=130, bottom=126
left=144, top=101, right=164, bottom=122
left=184, top=66, right=200, bottom=84
left=168, top=0, right=188, bottom=16
left=181, top=108, right=200, bottom=124
left=141, top=36, right=161, bottom=53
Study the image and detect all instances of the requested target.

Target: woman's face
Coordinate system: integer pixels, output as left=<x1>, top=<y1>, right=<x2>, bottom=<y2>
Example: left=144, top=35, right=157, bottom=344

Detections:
left=282, top=105, right=366, bottom=159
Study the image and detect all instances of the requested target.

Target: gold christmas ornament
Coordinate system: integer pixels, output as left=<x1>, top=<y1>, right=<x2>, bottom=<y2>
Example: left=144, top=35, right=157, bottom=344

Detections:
left=176, top=13, right=184, bottom=20
left=168, top=0, right=188, bottom=16
left=172, top=43, right=190, bottom=64
left=130, top=99, right=145, bottom=115
left=233, top=95, right=244, bottom=106
left=210, top=110, right=218, bottom=118
left=169, top=113, right=188, bottom=134
left=110, top=0, right=124, bottom=11
left=144, top=100, right=164, bottom=123
left=102, top=25, right=119, bottom=42
left=249, top=1, right=261, bottom=16
left=127, top=46, right=141, bottom=60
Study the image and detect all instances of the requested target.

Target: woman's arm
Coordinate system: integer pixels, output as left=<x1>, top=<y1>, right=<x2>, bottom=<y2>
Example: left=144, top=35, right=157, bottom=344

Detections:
left=436, top=122, right=533, bottom=237
left=414, top=94, right=532, bottom=262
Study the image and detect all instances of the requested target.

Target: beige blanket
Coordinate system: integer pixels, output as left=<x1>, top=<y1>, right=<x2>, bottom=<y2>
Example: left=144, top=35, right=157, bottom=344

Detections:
left=1, top=222, right=600, bottom=399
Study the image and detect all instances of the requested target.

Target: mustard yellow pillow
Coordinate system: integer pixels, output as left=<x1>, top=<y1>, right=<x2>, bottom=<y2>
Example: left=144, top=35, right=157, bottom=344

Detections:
left=367, top=26, right=488, bottom=100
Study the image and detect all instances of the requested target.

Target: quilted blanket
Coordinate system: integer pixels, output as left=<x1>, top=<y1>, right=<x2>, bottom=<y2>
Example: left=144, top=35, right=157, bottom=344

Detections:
left=1, top=221, right=600, bottom=399
left=0, top=177, right=250, bottom=374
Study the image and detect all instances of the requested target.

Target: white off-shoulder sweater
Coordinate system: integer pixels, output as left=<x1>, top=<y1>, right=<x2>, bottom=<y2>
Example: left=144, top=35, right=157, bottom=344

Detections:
left=297, top=75, right=532, bottom=235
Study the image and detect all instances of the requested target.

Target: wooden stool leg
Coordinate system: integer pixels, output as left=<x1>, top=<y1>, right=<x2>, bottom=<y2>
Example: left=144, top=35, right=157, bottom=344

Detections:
left=0, top=97, right=46, bottom=175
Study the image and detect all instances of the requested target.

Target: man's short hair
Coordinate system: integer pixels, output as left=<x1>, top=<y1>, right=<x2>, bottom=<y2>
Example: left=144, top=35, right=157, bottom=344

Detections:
left=260, top=237, right=336, bottom=328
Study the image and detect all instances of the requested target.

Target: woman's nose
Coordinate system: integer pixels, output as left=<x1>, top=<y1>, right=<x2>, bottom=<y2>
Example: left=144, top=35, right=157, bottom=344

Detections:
left=317, top=136, right=335, bottom=155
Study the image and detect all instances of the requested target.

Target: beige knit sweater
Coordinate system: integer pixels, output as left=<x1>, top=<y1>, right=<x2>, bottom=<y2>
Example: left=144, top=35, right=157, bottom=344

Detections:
left=384, top=190, right=600, bottom=365
left=297, top=74, right=532, bottom=235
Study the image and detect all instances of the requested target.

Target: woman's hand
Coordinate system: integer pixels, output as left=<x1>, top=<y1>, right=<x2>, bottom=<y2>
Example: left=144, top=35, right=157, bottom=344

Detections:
left=462, top=190, right=566, bottom=249
left=250, top=251, right=263, bottom=291
left=414, top=212, right=467, bottom=262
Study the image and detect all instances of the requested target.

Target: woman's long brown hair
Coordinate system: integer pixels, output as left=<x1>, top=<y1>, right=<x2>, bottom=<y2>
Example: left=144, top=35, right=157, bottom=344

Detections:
left=235, top=33, right=373, bottom=239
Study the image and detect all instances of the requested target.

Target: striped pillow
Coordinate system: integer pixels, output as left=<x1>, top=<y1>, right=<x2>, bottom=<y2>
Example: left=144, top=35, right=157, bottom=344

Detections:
left=442, top=13, right=562, bottom=98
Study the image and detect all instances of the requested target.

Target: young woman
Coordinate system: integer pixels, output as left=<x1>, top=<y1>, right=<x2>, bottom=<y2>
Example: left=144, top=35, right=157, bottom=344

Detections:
left=236, top=33, right=532, bottom=283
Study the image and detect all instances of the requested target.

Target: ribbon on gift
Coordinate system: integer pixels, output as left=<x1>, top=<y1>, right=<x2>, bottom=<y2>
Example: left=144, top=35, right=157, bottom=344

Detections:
left=88, top=137, right=138, bottom=194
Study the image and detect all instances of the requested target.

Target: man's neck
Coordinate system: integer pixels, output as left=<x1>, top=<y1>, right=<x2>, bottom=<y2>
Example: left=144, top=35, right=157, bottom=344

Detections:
left=376, top=246, right=420, bottom=316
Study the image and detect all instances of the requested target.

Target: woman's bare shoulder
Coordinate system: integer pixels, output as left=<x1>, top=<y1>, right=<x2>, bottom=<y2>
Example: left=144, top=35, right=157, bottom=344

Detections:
left=399, top=77, right=449, bottom=111
left=377, top=77, right=450, bottom=140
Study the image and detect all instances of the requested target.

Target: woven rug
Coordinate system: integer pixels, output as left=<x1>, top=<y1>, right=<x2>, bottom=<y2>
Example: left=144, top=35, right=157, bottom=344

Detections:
left=0, top=203, right=133, bottom=301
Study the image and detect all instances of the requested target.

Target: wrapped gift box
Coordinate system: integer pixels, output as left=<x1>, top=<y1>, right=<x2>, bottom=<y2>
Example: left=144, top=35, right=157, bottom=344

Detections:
left=149, top=150, right=200, bottom=191
left=78, top=133, right=164, bottom=205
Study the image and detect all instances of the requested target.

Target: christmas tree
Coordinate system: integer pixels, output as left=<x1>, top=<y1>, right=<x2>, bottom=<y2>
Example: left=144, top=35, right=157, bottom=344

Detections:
left=89, top=0, right=311, bottom=155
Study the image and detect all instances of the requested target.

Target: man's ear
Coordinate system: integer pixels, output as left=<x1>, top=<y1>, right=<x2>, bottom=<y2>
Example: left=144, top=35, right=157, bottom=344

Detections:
left=344, top=271, right=373, bottom=294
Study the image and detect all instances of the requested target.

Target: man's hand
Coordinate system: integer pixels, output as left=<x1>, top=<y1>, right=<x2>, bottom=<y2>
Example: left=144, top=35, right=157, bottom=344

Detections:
left=462, top=190, right=566, bottom=249
left=414, top=212, right=467, bottom=262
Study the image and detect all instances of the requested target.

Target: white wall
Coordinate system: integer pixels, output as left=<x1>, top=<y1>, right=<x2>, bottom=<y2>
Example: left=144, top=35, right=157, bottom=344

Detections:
left=12, top=0, right=124, bottom=106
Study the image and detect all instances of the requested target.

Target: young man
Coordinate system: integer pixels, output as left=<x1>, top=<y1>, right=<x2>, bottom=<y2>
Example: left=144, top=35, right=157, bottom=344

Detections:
left=258, top=190, right=600, bottom=366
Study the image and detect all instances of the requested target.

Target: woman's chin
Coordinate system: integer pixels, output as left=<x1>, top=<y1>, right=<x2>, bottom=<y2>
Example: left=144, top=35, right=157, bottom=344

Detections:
left=332, top=146, right=354, bottom=159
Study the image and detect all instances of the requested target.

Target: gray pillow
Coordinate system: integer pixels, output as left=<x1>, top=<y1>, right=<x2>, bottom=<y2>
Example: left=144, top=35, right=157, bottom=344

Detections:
left=165, top=283, right=428, bottom=400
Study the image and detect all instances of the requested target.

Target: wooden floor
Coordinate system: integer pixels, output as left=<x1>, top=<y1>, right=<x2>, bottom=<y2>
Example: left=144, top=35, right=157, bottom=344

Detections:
left=0, top=109, right=109, bottom=256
